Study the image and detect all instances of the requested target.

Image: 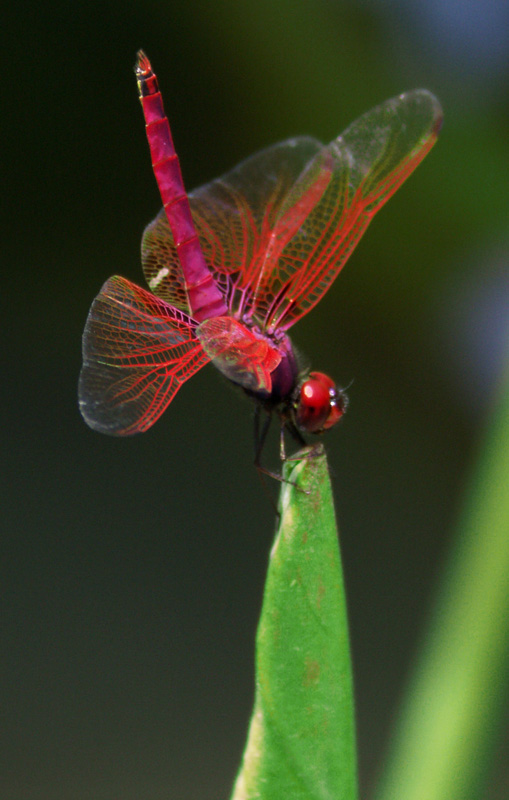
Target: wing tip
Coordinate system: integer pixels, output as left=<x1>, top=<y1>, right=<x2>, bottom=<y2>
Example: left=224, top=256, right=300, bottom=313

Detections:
left=405, top=88, right=443, bottom=138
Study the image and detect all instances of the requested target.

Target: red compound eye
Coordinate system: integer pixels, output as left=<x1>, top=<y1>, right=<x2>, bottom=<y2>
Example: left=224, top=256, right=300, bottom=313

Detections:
left=296, top=372, right=347, bottom=433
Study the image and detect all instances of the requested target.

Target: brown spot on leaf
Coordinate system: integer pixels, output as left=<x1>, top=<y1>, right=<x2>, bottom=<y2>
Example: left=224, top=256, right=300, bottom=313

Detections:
left=316, top=577, right=325, bottom=609
left=304, top=658, right=320, bottom=686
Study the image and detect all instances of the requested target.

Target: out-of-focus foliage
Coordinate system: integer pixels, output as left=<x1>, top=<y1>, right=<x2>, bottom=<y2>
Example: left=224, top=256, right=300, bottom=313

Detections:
left=375, top=359, right=509, bottom=800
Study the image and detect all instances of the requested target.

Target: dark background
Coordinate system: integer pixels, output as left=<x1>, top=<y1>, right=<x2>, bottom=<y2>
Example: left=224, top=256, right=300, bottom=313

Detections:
left=3, top=1, right=509, bottom=798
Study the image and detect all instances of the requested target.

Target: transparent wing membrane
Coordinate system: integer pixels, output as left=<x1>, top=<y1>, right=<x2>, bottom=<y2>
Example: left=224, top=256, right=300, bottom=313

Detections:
left=141, top=90, right=441, bottom=332
left=79, top=276, right=209, bottom=435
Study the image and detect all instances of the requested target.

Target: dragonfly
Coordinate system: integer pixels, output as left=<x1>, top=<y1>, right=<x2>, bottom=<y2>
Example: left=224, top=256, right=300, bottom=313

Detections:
left=79, top=51, right=442, bottom=472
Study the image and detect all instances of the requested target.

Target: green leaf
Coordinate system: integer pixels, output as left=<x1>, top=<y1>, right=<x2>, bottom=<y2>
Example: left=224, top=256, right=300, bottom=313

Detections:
left=374, top=354, right=509, bottom=800
left=231, top=445, right=357, bottom=800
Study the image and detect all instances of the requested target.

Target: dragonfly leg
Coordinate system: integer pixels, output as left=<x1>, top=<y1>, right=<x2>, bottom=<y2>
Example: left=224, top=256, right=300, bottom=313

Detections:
left=280, top=420, right=306, bottom=461
left=253, top=404, right=271, bottom=463
left=254, top=407, right=282, bottom=481
left=283, top=420, right=321, bottom=474
left=253, top=407, right=303, bottom=491
left=252, top=407, right=308, bottom=509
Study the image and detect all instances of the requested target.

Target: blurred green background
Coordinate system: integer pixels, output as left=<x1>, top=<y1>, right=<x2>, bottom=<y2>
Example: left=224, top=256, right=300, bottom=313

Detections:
left=3, top=1, right=508, bottom=798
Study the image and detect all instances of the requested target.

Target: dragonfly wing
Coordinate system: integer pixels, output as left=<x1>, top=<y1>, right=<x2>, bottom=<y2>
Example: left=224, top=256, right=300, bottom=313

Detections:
left=79, top=276, right=210, bottom=435
left=253, top=89, right=442, bottom=329
left=141, top=212, right=190, bottom=311
left=141, top=90, right=441, bottom=333
left=141, top=138, right=323, bottom=311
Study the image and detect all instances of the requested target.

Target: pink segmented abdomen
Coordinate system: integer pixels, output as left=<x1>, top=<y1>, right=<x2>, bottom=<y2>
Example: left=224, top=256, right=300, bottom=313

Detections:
left=135, top=51, right=227, bottom=322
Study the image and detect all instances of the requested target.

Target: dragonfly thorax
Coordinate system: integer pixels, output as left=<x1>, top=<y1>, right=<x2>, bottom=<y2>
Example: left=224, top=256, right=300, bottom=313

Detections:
left=264, top=332, right=299, bottom=401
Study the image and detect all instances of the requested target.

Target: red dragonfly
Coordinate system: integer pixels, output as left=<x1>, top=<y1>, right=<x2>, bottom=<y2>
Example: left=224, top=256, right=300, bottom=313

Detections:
left=79, top=52, right=441, bottom=466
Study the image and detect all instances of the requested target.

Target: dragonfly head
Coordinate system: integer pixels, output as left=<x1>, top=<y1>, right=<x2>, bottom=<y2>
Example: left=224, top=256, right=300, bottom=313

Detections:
left=295, top=372, right=348, bottom=434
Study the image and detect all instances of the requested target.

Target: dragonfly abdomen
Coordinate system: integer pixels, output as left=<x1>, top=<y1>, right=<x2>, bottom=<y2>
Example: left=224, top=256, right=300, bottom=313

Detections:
left=135, top=51, right=227, bottom=323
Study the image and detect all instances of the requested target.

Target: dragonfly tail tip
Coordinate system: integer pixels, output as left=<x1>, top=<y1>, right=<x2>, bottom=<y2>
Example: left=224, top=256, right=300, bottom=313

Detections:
left=135, top=49, right=151, bottom=77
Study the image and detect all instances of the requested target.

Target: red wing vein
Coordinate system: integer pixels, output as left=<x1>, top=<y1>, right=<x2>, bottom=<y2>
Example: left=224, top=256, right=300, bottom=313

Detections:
left=79, top=276, right=210, bottom=435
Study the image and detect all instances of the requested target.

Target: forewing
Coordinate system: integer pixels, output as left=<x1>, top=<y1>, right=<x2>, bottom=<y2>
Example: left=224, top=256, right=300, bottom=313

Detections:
left=141, top=138, right=323, bottom=311
left=79, top=276, right=210, bottom=435
left=140, top=90, right=441, bottom=333
left=141, top=213, right=190, bottom=311
left=253, top=89, right=442, bottom=329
